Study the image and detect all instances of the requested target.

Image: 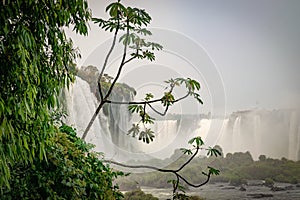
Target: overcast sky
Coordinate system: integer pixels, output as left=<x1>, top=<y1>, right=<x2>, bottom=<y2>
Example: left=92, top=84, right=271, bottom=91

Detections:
left=67, top=0, right=300, bottom=115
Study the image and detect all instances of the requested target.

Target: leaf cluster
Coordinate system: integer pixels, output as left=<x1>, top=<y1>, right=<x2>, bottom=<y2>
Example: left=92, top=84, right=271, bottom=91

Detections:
left=127, top=78, right=202, bottom=144
left=1, top=125, right=124, bottom=199
left=0, top=0, right=91, bottom=188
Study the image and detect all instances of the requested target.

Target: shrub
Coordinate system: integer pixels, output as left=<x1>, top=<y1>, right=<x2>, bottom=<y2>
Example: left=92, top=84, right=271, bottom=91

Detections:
left=264, top=178, right=274, bottom=187
left=1, top=125, right=123, bottom=199
left=124, top=189, right=158, bottom=200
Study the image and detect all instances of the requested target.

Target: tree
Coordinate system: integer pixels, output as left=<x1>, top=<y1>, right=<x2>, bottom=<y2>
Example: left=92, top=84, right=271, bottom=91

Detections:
left=0, top=0, right=90, bottom=189
left=81, top=1, right=220, bottom=198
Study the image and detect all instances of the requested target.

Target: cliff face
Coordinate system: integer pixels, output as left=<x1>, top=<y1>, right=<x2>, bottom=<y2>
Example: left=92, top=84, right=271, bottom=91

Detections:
left=75, top=65, right=137, bottom=150
left=77, top=65, right=136, bottom=106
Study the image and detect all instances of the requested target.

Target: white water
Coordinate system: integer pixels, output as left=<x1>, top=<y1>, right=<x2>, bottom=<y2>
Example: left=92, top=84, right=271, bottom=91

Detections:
left=64, top=78, right=114, bottom=154
left=215, top=109, right=300, bottom=160
left=65, top=78, right=300, bottom=161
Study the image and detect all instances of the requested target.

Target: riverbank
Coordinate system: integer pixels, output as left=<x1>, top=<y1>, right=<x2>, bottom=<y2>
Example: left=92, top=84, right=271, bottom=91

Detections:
left=139, top=181, right=300, bottom=200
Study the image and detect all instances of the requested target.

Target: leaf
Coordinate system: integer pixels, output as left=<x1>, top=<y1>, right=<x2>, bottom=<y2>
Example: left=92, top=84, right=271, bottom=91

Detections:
left=208, top=166, right=220, bottom=175
left=127, top=124, right=140, bottom=137
left=180, top=148, right=193, bottom=155
left=144, top=93, right=154, bottom=101
left=128, top=105, right=143, bottom=113
left=161, top=92, right=175, bottom=106
left=207, top=147, right=222, bottom=157
left=190, top=92, right=203, bottom=104
left=136, top=28, right=152, bottom=36
left=138, top=128, right=155, bottom=144
left=188, top=136, right=204, bottom=147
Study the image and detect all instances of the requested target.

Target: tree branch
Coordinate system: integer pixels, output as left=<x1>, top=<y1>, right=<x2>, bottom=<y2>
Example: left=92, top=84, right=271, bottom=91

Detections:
left=81, top=101, right=104, bottom=139
left=103, top=145, right=212, bottom=191
left=105, top=92, right=190, bottom=105
left=175, top=147, right=199, bottom=172
left=103, top=19, right=130, bottom=100
left=97, top=16, right=120, bottom=101
left=177, top=172, right=211, bottom=188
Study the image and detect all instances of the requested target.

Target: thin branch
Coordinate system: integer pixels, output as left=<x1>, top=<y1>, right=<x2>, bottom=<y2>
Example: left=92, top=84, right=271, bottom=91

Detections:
left=105, top=92, right=190, bottom=105
left=175, top=147, right=199, bottom=172
left=81, top=101, right=104, bottom=139
left=97, top=17, right=120, bottom=101
left=177, top=172, right=211, bottom=188
left=142, top=103, right=146, bottom=122
left=123, top=54, right=137, bottom=65
left=147, top=103, right=169, bottom=116
left=103, top=19, right=130, bottom=100
left=103, top=145, right=212, bottom=190
left=83, top=16, right=121, bottom=138
left=173, top=175, right=179, bottom=194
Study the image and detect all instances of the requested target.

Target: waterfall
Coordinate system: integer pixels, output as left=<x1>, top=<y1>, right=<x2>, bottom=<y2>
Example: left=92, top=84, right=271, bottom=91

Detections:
left=214, top=109, right=300, bottom=160
left=288, top=110, right=300, bottom=160
left=232, top=116, right=242, bottom=152
left=253, top=114, right=261, bottom=157
left=64, top=67, right=300, bottom=161
left=64, top=77, right=112, bottom=153
left=139, top=120, right=178, bottom=158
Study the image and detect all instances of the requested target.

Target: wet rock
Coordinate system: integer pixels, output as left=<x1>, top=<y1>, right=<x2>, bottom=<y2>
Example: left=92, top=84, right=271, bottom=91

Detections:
left=271, top=186, right=286, bottom=191
left=221, top=186, right=235, bottom=190
left=247, top=193, right=274, bottom=198
left=239, top=185, right=246, bottom=191
left=285, top=185, right=293, bottom=190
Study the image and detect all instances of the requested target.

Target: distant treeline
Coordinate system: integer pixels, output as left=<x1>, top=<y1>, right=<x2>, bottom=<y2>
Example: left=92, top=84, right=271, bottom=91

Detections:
left=117, top=148, right=300, bottom=190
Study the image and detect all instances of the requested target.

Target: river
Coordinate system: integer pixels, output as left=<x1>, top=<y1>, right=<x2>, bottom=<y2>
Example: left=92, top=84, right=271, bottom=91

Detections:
left=139, top=181, right=300, bottom=200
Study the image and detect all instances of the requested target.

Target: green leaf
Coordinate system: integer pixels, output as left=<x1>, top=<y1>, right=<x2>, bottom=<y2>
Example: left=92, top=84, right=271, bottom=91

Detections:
left=207, top=147, right=222, bottom=157
left=180, top=148, right=193, bottom=155
left=208, top=166, right=220, bottom=175
left=127, top=124, right=140, bottom=137
left=144, top=93, right=154, bottom=101
left=188, top=136, right=204, bottom=147
left=128, top=105, right=143, bottom=113
left=139, top=128, right=155, bottom=144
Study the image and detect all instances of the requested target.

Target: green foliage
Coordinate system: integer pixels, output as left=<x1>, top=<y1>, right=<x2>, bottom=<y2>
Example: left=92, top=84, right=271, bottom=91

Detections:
left=188, top=136, right=204, bottom=147
left=1, top=125, right=124, bottom=199
left=127, top=78, right=202, bottom=144
left=93, top=0, right=162, bottom=63
left=0, top=0, right=91, bottom=188
left=139, top=128, right=155, bottom=144
left=264, top=178, right=275, bottom=187
left=173, top=193, right=205, bottom=200
left=121, top=151, right=300, bottom=189
left=123, top=189, right=158, bottom=200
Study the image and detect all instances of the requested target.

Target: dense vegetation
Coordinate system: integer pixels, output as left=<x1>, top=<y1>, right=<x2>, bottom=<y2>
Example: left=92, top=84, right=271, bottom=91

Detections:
left=1, top=125, right=124, bottom=199
left=123, top=189, right=159, bottom=200
left=118, top=148, right=300, bottom=189
left=0, top=0, right=124, bottom=198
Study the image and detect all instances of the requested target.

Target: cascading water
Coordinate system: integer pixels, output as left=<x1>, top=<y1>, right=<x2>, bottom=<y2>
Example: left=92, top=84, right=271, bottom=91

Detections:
left=215, top=109, right=300, bottom=160
left=64, top=77, right=112, bottom=153
left=65, top=66, right=300, bottom=161
left=232, top=116, right=241, bottom=152
left=253, top=115, right=261, bottom=157
left=288, top=110, right=300, bottom=160
left=139, top=120, right=178, bottom=157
